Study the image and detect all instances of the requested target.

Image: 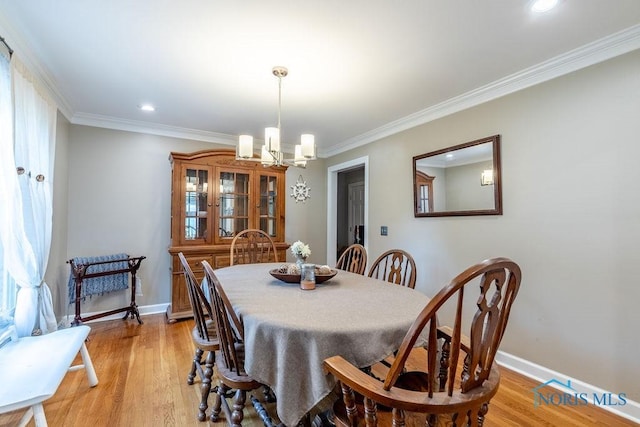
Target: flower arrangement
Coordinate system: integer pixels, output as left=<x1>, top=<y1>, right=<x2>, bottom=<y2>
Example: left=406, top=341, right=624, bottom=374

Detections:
left=290, top=240, right=311, bottom=259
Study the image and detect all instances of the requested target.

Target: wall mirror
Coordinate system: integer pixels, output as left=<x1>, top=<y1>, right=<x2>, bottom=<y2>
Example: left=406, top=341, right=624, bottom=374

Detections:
left=413, top=135, right=502, bottom=217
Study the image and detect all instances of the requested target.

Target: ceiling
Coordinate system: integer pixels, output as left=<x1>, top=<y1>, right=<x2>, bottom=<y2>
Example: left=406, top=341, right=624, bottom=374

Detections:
left=1, top=1, right=639, bottom=157
left=416, top=140, right=494, bottom=169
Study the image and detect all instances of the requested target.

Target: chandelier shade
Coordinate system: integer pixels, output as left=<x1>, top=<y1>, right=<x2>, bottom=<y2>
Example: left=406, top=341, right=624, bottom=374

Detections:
left=238, top=135, right=253, bottom=158
left=236, top=66, right=316, bottom=168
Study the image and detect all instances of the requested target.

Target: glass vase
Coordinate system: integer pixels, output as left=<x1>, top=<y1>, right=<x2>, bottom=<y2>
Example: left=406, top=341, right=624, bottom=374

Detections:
left=295, top=255, right=307, bottom=272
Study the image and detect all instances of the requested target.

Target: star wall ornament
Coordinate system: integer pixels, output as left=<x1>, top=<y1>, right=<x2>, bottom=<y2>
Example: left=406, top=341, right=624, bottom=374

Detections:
left=290, top=175, right=311, bottom=202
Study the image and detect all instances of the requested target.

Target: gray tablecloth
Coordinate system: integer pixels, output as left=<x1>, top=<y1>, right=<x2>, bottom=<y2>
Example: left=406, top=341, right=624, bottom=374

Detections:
left=214, top=263, right=430, bottom=427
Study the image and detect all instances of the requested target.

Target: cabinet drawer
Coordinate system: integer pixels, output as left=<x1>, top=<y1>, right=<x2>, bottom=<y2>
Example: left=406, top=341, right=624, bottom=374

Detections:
left=214, top=254, right=231, bottom=269
left=183, top=255, right=214, bottom=273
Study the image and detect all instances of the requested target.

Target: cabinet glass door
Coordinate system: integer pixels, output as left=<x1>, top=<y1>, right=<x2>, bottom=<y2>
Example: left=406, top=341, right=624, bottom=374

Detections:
left=184, top=167, right=210, bottom=243
left=218, top=169, right=250, bottom=242
left=259, top=174, right=278, bottom=237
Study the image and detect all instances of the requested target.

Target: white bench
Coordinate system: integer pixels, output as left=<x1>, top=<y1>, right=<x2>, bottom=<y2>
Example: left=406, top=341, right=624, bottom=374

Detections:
left=0, top=325, right=99, bottom=427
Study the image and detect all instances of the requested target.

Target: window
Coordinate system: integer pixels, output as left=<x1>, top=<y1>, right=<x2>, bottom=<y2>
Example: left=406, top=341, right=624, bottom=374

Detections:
left=0, top=48, right=16, bottom=317
left=0, top=242, right=18, bottom=318
left=415, top=171, right=434, bottom=213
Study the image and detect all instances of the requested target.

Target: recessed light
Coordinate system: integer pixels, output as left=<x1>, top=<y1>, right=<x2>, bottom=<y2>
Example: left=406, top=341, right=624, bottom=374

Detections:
left=139, top=104, right=156, bottom=112
left=531, top=0, right=558, bottom=13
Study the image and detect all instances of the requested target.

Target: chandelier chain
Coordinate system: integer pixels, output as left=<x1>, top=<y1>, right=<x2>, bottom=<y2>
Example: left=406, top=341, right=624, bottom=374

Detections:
left=277, top=73, right=282, bottom=135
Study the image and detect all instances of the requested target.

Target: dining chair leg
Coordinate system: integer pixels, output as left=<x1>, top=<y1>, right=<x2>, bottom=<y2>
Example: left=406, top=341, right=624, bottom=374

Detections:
left=198, top=350, right=215, bottom=421
left=315, top=410, right=335, bottom=427
left=210, top=381, right=227, bottom=422
left=188, top=347, right=203, bottom=385
left=263, top=385, right=276, bottom=403
left=231, top=389, right=247, bottom=427
left=295, top=412, right=313, bottom=427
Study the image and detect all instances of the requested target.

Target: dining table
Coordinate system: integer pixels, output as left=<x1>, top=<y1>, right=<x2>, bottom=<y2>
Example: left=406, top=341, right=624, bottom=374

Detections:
left=213, top=262, right=431, bottom=427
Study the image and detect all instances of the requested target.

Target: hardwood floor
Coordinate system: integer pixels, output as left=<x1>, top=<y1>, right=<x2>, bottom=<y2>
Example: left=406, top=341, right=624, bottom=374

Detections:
left=0, top=314, right=635, bottom=426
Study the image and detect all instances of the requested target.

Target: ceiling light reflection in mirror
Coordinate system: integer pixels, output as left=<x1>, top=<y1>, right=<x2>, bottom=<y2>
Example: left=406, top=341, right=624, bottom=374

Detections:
left=413, top=135, right=502, bottom=217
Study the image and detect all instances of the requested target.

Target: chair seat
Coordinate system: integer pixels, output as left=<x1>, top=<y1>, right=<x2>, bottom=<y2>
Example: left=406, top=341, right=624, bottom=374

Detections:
left=215, top=343, right=262, bottom=391
left=191, top=319, right=219, bottom=351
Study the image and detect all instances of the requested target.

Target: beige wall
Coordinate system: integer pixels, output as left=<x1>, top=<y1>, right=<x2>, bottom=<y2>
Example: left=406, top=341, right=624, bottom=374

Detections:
left=45, top=112, right=70, bottom=319
left=444, top=160, right=494, bottom=211
left=326, top=50, right=640, bottom=400
left=63, top=127, right=217, bottom=317
left=285, top=158, right=327, bottom=264
left=57, top=126, right=325, bottom=318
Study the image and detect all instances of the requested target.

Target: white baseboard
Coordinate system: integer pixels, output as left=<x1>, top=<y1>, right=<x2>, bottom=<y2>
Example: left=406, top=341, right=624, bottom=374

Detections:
left=60, top=303, right=169, bottom=327
left=496, top=350, right=640, bottom=423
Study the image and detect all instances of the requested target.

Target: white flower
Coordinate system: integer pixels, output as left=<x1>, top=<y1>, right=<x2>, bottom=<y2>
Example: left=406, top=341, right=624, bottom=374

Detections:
left=290, top=240, right=311, bottom=258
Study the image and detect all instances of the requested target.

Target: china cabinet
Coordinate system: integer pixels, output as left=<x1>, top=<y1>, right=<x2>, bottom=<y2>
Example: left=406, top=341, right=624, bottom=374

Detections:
left=167, top=149, right=288, bottom=322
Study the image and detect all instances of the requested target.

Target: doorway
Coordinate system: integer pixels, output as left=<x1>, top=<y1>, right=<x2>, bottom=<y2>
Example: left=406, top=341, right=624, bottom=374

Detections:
left=348, top=181, right=365, bottom=246
left=326, top=156, right=369, bottom=266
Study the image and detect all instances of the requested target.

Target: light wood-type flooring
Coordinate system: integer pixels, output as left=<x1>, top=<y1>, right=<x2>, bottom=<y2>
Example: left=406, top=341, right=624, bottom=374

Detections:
left=0, top=314, right=635, bottom=426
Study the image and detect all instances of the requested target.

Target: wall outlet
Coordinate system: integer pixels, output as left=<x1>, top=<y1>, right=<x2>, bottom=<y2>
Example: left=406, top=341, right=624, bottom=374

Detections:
left=380, top=226, right=388, bottom=236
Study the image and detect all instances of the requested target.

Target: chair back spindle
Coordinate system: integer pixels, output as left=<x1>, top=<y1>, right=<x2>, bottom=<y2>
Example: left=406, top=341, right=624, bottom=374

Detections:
left=336, top=244, right=367, bottom=275
left=230, top=229, right=278, bottom=266
left=178, top=253, right=214, bottom=341
left=368, top=249, right=416, bottom=289
left=202, top=261, right=243, bottom=374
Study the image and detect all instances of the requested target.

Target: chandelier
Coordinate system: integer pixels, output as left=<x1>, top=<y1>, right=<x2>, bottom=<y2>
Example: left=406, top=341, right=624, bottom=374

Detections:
left=236, top=66, right=316, bottom=168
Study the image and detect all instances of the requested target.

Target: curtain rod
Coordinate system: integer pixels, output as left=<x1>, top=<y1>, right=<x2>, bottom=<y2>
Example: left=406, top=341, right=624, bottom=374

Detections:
left=0, top=35, right=13, bottom=57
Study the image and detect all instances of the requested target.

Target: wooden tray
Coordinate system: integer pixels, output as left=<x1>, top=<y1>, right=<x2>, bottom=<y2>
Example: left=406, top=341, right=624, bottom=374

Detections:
left=269, top=269, right=338, bottom=284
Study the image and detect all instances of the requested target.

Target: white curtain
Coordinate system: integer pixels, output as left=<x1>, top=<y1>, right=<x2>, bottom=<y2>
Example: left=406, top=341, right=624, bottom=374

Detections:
left=0, top=51, right=15, bottom=317
left=0, top=57, right=57, bottom=336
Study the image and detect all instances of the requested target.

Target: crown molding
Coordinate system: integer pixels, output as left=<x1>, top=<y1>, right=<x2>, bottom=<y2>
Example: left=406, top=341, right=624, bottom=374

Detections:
left=0, top=12, right=74, bottom=120
left=72, top=112, right=310, bottom=154
left=71, top=112, right=238, bottom=145
left=321, top=24, right=640, bottom=158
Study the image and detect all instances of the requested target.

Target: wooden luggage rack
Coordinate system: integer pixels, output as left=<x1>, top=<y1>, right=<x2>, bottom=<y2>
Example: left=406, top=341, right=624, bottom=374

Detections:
left=67, top=255, right=146, bottom=326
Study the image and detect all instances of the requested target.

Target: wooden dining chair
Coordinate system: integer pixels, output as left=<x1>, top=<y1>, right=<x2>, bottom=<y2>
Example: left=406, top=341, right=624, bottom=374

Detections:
left=202, top=260, right=278, bottom=427
left=178, top=252, right=219, bottom=422
left=230, top=229, right=278, bottom=266
left=336, top=244, right=367, bottom=275
left=367, top=249, right=417, bottom=289
left=324, top=257, right=522, bottom=427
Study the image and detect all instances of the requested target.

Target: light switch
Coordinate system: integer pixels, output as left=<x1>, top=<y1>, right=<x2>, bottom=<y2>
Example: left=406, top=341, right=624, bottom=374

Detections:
left=380, top=226, right=388, bottom=236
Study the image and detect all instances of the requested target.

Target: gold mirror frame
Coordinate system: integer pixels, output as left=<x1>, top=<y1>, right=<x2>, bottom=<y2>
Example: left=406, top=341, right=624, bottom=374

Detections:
left=413, top=135, right=502, bottom=217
